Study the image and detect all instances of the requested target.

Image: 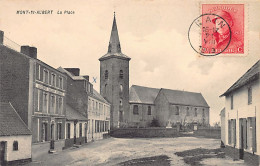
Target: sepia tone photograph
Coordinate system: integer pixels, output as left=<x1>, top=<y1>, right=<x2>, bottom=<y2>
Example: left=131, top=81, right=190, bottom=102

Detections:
left=0, top=0, right=260, bottom=165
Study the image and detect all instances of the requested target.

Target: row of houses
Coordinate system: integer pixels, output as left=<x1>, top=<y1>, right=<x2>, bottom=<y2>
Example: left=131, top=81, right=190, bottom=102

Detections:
left=0, top=31, right=110, bottom=165
left=220, top=60, right=260, bottom=165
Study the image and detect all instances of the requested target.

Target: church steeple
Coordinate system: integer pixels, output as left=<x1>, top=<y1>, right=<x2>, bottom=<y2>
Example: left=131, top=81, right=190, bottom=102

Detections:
left=99, top=13, right=130, bottom=61
left=108, top=12, right=121, bottom=53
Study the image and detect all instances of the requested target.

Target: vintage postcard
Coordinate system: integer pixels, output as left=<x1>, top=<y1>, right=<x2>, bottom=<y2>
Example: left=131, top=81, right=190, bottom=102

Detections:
left=0, top=0, right=260, bottom=165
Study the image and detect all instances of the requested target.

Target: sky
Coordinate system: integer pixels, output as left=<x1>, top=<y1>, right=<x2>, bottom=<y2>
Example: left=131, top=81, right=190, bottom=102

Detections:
left=0, top=0, right=260, bottom=125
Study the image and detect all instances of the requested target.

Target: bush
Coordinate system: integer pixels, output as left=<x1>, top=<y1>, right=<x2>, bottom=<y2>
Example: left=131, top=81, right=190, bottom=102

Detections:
left=150, top=118, right=160, bottom=127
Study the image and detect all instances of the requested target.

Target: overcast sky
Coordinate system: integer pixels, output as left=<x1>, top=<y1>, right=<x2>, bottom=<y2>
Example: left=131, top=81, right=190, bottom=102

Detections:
left=1, top=0, right=259, bottom=125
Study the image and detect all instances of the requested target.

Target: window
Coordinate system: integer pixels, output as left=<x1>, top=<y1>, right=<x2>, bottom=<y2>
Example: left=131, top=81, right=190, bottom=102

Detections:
left=105, top=70, right=108, bottom=79
left=57, top=123, right=62, bottom=140
left=119, top=99, right=123, bottom=106
left=119, top=70, right=123, bottom=79
left=43, top=92, right=48, bottom=106
left=202, top=109, right=205, bottom=117
left=59, top=77, right=63, bottom=89
left=43, top=69, right=49, bottom=83
left=148, top=106, right=151, bottom=115
left=59, top=97, right=63, bottom=109
left=231, top=95, right=233, bottom=110
left=37, top=89, right=41, bottom=112
left=176, top=106, right=179, bottom=115
left=120, top=84, right=123, bottom=92
left=105, top=84, right=108, bottom=95
left=51, top=95, right=55, bottom=107
left=51, top=73, right=56, bottom=86
left=186, top=107, right=189, bottom=116
left=194, top=108, right=197, bottom=117
left=38, top=65, right=41, bottom=80
left=248, top=87, right=252, bottom=105
left=67, top=123, right=71, bottom=139
left=13, top=141, right=18, bottom=151
left=79, top=123, right=82, bottom=137
left=133, top=105, right=139, bottom=115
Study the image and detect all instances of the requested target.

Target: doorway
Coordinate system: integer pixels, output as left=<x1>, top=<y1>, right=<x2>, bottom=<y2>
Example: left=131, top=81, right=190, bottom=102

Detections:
left=239, top=118, right=247, bottom=159
left=0, top=141, right=6, bottom=165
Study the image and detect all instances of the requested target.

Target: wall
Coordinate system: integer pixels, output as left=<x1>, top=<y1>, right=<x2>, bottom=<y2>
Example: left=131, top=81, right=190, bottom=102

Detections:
left=0, top=135, right=31, bottom=162
left=128, top=103, right=155, bottom=127
left=66, top=74, right=88, bottom=118
left=110, top=128, right=180, bottom=138
left=0, top=45, right=30, bottom=125
left=100, top=57, right=130, bottom=129
left=224, top=78, right=260, bottom=156
left=154, top=90, right=170, bottom=127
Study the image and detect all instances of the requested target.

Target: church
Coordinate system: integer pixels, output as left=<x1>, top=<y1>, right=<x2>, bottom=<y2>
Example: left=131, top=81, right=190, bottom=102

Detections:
left=99, top=13, right=210, bottom=129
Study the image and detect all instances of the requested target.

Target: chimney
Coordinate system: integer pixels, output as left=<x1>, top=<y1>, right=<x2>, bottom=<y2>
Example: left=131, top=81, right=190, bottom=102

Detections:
left=82, top=75, right=89, bottom=81
left=64, top=68, right=80, bottom=76
left=29, top=47, right=37, bottom=59
left=0, top=30, right=4, bottom=44
left=21, top=45, right=37, bottom=59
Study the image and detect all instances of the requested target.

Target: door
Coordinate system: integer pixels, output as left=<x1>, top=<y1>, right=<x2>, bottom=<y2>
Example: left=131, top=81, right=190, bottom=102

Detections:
left=0, top=141, right=6, bottom=165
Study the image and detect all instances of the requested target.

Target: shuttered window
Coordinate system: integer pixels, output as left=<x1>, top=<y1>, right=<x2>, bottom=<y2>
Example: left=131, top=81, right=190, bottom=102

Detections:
left=228, top=120, right=231, bottom=144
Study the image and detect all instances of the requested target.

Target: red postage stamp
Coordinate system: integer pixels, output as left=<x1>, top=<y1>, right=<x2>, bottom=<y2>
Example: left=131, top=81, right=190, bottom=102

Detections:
left=201, top=4, right=244, bottom=55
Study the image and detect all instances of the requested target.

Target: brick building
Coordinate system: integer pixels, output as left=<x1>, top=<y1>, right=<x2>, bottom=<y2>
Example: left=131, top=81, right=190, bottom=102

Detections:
left=58, top=67, right=110, bottom=144
left=0, top=31, right=67, bottom=143
left=129, top=85, right=210, bottom=128
left=220, top=60, right=260, bottom=166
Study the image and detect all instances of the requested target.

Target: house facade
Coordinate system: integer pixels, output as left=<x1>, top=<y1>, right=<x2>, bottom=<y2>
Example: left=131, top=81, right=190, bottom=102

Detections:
left=220, top=60, right=260, bottom=166
left=0, top=102, right=32, bottom=165
left=128, top=85, right=210, bottom=128
left=88, top=90, right=110, bottom=141
left=0, top=32, right=67, bottom=144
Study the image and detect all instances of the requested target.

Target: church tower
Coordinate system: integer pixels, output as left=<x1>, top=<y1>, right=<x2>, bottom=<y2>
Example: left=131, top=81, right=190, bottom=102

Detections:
left=99, top=13, right=131, bottom=129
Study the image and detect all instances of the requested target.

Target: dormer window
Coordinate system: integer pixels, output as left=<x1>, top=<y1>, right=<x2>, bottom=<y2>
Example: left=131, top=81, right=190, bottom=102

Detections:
left=105, top=70, right=108, bottom=79
left=119, top=70, right=123, bottom=79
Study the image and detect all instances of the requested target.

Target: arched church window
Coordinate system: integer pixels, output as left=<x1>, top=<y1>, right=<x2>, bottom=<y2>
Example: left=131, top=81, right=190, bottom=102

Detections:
left=105, top=70, right=108, bottom=79
left=120, top=84, right=123, bottom=92
left=186, top=107, right=189, bottom=116
left=105, top=84, right=108, bottom=95
left=176, top=106, right=179, bottom=115
left=194, top=108, right=197, bottom=117
left=119, top=70, right=123, bottom=79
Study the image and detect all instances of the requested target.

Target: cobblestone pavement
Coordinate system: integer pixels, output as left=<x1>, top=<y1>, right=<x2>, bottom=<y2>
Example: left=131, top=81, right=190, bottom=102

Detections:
left=26, top=137, right=247, bottom=166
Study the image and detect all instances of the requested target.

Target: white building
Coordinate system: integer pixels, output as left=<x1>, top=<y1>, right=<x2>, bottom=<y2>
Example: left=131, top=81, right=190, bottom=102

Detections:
left=88, top=89, right=110, bottom=141
left=220, top=60, right=260, bottom=165
left=0, top=102, right=32, bottom=165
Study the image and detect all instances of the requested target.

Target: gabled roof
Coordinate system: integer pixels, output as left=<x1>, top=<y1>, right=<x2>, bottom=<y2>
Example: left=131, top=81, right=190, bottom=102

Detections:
left=57, top=67, right=85, bottom=80
left=0, top=102, right=31, bottom=136
left=99, top=13, right=131, bottom=61
left=129, top=85, right=160, bottom=104
left=66, top=104, right=88, bottom=121
left=160, top=89, right=209, bottom=108
left=92, top=89, right=110, bottom=105
left=221, top=60, right=260, bottom=97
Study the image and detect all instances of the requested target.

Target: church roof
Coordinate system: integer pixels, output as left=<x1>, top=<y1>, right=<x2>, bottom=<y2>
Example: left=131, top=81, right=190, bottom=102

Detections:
left=159, top=89, right=209, bottom=108
left=129, top=85, right=209, bottom=108
left=129, top=85, right=160, bottom=104
left=99, top=13, right=131, bottom=61
left=220, top=60, right=260, bottom=97
left=0, top=102, right=31, bottom=136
